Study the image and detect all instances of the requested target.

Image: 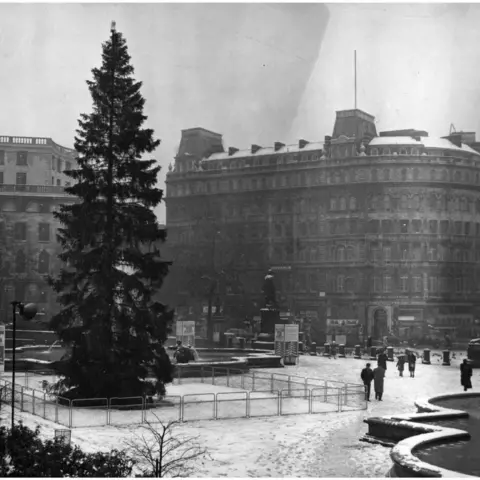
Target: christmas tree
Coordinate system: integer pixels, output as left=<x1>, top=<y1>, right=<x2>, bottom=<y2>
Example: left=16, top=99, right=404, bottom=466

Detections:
left=49, top=23, right=174, bottom=399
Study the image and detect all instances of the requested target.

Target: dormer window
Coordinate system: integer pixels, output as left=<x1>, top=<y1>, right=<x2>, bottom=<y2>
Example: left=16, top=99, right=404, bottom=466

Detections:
left=399, top=148, right=408, bottom=155
left=382, top=148, right=391, bottom=155
left=371, top=148, right=379, bottom=156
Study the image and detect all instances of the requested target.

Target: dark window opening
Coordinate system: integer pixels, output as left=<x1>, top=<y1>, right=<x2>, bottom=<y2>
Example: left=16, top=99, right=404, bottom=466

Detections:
left=16, top=151, right=28, bottom=166
left=38, top=223, right=50, bottom=242
left=14, top=222, right=27, bottom=241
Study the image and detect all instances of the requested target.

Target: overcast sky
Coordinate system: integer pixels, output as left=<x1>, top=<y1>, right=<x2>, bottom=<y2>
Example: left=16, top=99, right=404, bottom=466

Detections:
left=1, top=3, right=480, bottom=222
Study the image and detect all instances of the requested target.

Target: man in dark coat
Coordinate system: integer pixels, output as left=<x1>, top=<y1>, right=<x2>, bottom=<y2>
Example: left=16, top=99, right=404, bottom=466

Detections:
left=361, top=362, right=375, bottom=401
left=377, top=349, right=388, bottom=371
left=460, top=359, right=473, bottom=391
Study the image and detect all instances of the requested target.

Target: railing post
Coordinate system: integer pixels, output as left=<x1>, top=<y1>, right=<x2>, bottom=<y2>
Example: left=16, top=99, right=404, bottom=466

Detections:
left=241, top=373, right=245, bottom=390
left=181, top=396, right=185, bottom=422
left=288, top=376, right=291, bottom=396
left=43, top=392, right=46, bottom=419
left=55, top=398, right=59, bottom=423
left=338, top=389, right=342, bottom=412
left=201, top=366, right=204, bottom=383
left=227, top=368, right=230, bottom=387
left=279, top=391, right=283, bottom=416
left=344, top=385, right=348, bottom=407
left=20, top=387, right=24, bottom=412
left=309, top=389, right=312, bottom=414
left=271, top=374, right=274, bottom=393
left=32, top=389, right=35, bottom=415
left=246, top=391, right=250, bottom=418
left=214, top=394, right=218, bottom=420
left=324, top=381, right=328, bottom=402
left=69, top=400, right=73, bottom=428
left=304, top=378, right=308, bottom=400
left=252, top=371, right=256, bottom=391
left=212, top=367, right=215, bottom=386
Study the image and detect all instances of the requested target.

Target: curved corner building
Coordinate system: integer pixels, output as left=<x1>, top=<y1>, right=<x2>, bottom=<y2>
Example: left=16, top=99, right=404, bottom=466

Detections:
left=165, top=109, right=480, bottom=344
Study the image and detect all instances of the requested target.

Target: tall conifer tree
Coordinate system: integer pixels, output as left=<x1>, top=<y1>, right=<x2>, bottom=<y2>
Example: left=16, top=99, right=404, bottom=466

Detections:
left=49, top=23, right=174, bottom=398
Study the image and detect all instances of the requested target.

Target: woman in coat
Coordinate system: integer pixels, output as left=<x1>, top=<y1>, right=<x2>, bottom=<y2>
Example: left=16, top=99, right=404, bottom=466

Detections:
left=396, top=355, right=406, bottom=377
left=373, top=365, right=385, bottom=401
left=460, top=359, right=473, bottom=391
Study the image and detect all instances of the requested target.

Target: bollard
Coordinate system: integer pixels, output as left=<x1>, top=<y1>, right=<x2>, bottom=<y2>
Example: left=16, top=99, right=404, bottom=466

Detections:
left=422, top=348, right=431, bottom=365
left=310, top=342, right=317, bottom=356
left=354, top=345, right=361, bottom=359
left=323, top=343, right=331, bottom=356
left=369, top=346, right=377, bottom=360
left=442, top=350, right=451, bottom=366
left=339, top=344, right=346, bottom=358
left=226, top=335, right=234, bottom=348
left=387, top=346, right=394, bottom=362
left=238, top=337, right=246, bottom=349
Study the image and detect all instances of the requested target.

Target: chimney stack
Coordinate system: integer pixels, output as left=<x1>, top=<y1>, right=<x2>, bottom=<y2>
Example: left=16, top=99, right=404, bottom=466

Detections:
left=274, top=142, right=285, bottom=152
left=251, top=144, right=262, bottom=154
left=228, top=147, right=239, bottom=156
left=299, top=139, right=309, bottom=149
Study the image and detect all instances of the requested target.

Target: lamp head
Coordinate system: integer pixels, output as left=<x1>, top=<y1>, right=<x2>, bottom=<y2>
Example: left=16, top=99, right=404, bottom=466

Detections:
left=20, top=303, right=38, bottom=320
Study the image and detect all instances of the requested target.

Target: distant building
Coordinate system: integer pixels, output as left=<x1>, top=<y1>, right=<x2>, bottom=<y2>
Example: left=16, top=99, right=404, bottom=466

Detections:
left=165, top=110, right=480, bottom=343
left=0, top=135, right=77, bottom=326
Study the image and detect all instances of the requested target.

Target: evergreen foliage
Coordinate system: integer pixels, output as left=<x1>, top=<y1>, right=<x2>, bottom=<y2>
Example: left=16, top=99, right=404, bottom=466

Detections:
left=49, top=24, right=174, bottom=398
left=0, top=422, right=134, bottom=477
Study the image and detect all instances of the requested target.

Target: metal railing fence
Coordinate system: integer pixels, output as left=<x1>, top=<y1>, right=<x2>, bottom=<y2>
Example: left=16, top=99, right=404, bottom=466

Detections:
left=0, top=369, right=366, bottom=428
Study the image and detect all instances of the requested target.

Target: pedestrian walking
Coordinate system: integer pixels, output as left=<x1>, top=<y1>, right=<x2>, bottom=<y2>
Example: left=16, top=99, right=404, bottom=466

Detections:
left=408, top=351, right=417, bottom=378
left=373, top=364, right=385, bottom=401
left=378, top=349, right=388, bottom=371
left=361, top=362, right=375, bottom=401
left=396, top=354, right=406, bottom=377
left=460, top=359, right=473, bottom=392
left=330, top=340, right=337, bottom=359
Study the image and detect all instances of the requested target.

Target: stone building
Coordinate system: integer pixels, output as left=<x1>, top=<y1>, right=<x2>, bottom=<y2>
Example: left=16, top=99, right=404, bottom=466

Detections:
left=0, top=135, right=77, bottom=325
left=165, top=110, right=480, bottom=343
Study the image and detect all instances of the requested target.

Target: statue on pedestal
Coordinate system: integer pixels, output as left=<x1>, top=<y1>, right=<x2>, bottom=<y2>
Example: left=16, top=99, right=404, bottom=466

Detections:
left=262, top=269, right=277, bottom=309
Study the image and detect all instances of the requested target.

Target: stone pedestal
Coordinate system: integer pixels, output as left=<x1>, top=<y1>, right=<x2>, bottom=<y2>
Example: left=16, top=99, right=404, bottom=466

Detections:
left=387, top=346, right=394, bottom=362
left=310, top=342, right=317, bottom=356
left=442, top=350, right=451, bottom=366
left=422, top=348, right=431, bottom=365
left=260, top=308, right=281, bottom=334
left=354, top=345, right=361, bottom=359
left=369, top=346, right=377, bottom=360
left=238, top=337, right=245, bottom=349
left=323, top=343, right=330, bottom=356
left=339, top=344, right=346, bottom=358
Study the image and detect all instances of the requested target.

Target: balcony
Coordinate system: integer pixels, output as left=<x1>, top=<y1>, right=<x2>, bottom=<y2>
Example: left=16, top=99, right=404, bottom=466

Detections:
left=0, top=184, right=70, bottom=196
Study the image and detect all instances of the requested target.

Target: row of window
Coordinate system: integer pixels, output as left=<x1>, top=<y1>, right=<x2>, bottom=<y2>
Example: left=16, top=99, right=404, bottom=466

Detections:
left=292, top=272, right=472, bottom=294
left=3, top=283, right=49, bottom=302
left=0, top=150, right=72, bottom=170
left=5, top=249, right=51, bottom=274
left=0, top=172, right=70, bottom=187
left=169, top=165, right=480, bottom=197
left=13, top=222, right=54, bottom=242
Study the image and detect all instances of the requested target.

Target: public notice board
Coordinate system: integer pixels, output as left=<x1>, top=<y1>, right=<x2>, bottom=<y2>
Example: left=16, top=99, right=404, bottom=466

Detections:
left=175, top=321, right=195, bottom=347
left=274, top=324, right=299, bottom=365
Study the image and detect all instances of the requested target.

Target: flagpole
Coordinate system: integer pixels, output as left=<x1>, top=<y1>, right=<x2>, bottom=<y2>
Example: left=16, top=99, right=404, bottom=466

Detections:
left=354, top=50, right=357, bottom=109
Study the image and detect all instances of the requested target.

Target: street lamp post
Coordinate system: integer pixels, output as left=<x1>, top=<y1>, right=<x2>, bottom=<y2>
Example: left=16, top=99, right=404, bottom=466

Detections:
left=10, top=301, right=37, bottom=428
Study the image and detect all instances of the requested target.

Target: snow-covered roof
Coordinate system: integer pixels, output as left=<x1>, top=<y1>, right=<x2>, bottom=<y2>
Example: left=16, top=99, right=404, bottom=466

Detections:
left=369, top=136, right=480, bottom=156
left=204, top=141, right=324, bottom=161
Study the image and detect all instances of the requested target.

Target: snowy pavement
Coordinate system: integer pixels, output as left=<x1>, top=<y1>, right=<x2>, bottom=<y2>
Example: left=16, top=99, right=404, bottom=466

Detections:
left=1, top=352, right=478, bottom=477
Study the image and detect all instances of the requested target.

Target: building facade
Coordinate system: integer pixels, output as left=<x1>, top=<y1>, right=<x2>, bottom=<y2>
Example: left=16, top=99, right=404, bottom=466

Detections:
left=165, top=111, right=480, bottom=343
left=0, top=135, right=77, bottom=325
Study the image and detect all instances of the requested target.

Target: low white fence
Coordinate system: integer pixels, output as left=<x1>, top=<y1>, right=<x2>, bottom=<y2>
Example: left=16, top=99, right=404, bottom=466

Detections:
left=0, top=368, right=366, bottom=428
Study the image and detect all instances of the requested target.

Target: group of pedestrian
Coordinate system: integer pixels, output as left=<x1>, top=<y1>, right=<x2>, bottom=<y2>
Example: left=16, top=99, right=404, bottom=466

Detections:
left=360, top=362, right=385, bottom=401
left=396, top=350, right=417, bottom=377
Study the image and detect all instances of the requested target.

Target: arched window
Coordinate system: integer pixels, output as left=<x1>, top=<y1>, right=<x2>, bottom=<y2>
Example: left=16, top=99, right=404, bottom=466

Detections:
left=383, top=168, right=390, bottom=181
left=413, top=168, right=420, bottom=180
left=399, top=148, right=408, bottom=155
left=330, top=198, right=337, bottom=210
left=371, top=148, right=379, bottom=156
left=339, top=197, right=347, bottom=210
left=349, top=196, right=356, bottom=210
left=15, top=250, right=26, bottom=273
left=401, top=194, right=408, bottom=210
left=337, top=246, right=345, bottom=262
left=346, top=246, right=355, bottom=261
left=382, top=148, right=391, bottom=155
left=345, top=277, right=355, bottom=292
left=401, top=169, right=407, bottom=181
left=431, top=169, right=437, bottom=181
left=371, top=169, right=378, bottom=181
left=442, top=169, right=448, bottom=181
left=413, top=195, right=420, bottom=210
